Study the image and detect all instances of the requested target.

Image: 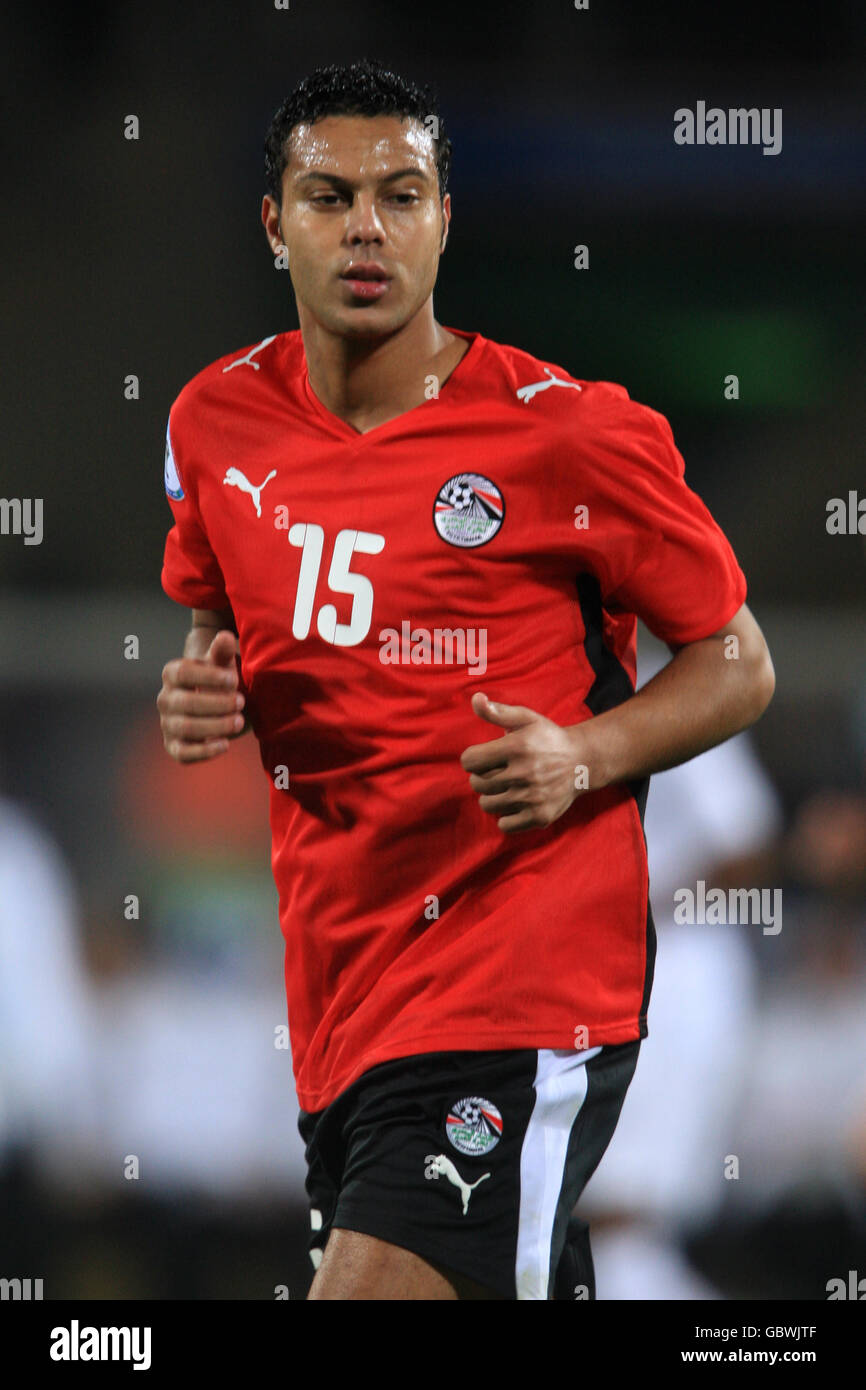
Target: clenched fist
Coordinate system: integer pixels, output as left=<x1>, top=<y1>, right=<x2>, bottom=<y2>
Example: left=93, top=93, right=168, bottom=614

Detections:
left=157, top=627, right=249, bottom=763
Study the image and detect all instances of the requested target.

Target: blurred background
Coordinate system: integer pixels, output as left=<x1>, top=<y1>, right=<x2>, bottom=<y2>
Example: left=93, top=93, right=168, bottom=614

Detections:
left=1, top=0, right=864, bottom=1298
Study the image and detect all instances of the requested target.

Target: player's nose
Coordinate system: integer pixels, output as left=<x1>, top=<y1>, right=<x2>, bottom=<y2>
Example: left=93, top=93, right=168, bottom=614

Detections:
left=345, top=192, right=385, bottom=240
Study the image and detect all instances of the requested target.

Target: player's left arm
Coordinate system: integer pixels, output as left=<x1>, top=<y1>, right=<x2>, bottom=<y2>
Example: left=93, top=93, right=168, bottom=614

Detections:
left=461, top=601, right=775, bottom=834
left=586, top=598, right=775, bottom=781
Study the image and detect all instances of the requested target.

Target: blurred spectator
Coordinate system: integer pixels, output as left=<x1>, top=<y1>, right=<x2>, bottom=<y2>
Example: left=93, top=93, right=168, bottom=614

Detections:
left=0, top=794, right=99, bottom=1192
left=581, top=636, right=785, bottom=1299
left=733, top=788, right=866, bottom=1213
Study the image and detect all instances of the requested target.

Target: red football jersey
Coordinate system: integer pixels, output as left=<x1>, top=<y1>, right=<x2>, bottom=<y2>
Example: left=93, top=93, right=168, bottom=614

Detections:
left=161, top=326, right=747, bottom=1112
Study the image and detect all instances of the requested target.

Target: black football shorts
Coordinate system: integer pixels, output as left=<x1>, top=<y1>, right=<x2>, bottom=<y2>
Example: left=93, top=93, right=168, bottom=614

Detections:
left=297, top=1040, right=640, bottom=1300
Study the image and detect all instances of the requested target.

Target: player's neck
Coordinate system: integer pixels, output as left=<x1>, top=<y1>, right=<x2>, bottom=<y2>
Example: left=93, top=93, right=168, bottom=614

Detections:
left=299, top=305, right=467, bottom=435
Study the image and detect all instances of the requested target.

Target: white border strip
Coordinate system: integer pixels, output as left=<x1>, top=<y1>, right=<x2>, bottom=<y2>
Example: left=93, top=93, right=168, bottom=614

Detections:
left=515, top=1045, right=602, bottom=1300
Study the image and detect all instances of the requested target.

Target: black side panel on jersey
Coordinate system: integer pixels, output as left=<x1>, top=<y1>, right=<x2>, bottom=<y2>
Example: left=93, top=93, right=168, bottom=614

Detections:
left=574, top=573, right=656, bottom=1032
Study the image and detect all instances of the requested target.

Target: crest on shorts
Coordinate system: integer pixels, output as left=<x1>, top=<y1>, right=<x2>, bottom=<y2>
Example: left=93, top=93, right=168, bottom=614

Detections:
left=445, top=1096, right=503, bottom=1156
left=433, top=473, right=504, bottom=548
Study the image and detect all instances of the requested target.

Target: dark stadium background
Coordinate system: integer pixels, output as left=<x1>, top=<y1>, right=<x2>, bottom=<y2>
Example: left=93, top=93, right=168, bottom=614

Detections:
left=1, top=0, right=865, bottom=1300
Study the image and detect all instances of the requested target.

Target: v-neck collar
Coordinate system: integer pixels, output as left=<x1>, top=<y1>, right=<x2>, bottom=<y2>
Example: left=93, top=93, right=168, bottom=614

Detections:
left=299, top=326, right=484, bottom=445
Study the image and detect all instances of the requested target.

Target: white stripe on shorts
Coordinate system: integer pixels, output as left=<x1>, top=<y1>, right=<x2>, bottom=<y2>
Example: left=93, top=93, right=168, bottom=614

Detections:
left=515, top=1045, right=603, bottom=1300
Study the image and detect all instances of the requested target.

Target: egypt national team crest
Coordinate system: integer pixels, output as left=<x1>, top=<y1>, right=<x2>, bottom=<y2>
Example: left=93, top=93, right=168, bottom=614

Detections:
left=433, top=473, right=504, bottom=548
left=446, top=1096, right=503, bottom=1156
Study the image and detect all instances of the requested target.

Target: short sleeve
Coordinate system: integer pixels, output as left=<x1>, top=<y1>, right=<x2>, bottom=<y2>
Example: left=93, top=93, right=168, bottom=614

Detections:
left=160, top=414, right=230, bottom=610
left=597, top=404, right=747, bottom=645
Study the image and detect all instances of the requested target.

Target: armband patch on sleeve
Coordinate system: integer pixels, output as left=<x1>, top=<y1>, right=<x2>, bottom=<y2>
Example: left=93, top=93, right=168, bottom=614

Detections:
left=164, top=421, right=184, bottom=500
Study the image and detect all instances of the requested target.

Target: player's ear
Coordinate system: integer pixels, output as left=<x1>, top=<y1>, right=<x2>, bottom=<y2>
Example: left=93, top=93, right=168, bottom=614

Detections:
left=439, top=193, right=451, bottom=254
left=261, top=195, right=281, bottom=252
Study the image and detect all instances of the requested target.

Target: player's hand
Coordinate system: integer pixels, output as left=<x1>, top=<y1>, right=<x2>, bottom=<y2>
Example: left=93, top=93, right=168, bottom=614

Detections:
left=460, top=692, right=598, bottom=833
left=157, top=629, right=248, bottom=763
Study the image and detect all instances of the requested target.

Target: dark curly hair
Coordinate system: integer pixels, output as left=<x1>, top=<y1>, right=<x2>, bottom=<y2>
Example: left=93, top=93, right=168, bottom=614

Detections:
left=264, top=57, right=452, bottom=207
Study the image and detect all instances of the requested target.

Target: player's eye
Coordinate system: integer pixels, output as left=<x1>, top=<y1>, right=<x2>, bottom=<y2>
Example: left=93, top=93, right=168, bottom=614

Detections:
left=309, top=191, right=418, bottom=207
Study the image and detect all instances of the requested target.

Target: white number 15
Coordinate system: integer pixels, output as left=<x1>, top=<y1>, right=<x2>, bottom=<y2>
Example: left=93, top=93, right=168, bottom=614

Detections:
left=288, top=523, right=385, bottom=647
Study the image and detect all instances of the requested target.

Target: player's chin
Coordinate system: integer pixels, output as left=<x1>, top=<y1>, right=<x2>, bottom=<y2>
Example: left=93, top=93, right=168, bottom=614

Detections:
left=335, top=306, right=403, bottom=339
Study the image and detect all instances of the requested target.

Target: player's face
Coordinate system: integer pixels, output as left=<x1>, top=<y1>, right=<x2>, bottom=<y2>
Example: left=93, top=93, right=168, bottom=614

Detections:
left=263, top=114, right=450, bottom=339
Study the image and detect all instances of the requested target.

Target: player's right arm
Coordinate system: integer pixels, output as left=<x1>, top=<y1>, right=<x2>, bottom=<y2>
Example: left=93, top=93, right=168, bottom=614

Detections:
left=157, top=607, right=249, bottom=762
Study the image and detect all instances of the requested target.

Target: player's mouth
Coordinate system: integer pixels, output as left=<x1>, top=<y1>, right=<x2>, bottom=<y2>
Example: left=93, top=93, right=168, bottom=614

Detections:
left=340, top=263, right=392, bottom=300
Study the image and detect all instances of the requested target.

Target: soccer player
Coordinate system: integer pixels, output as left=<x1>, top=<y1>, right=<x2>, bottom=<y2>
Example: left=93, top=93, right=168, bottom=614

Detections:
left=156, top=58, right=775, bottom=1300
